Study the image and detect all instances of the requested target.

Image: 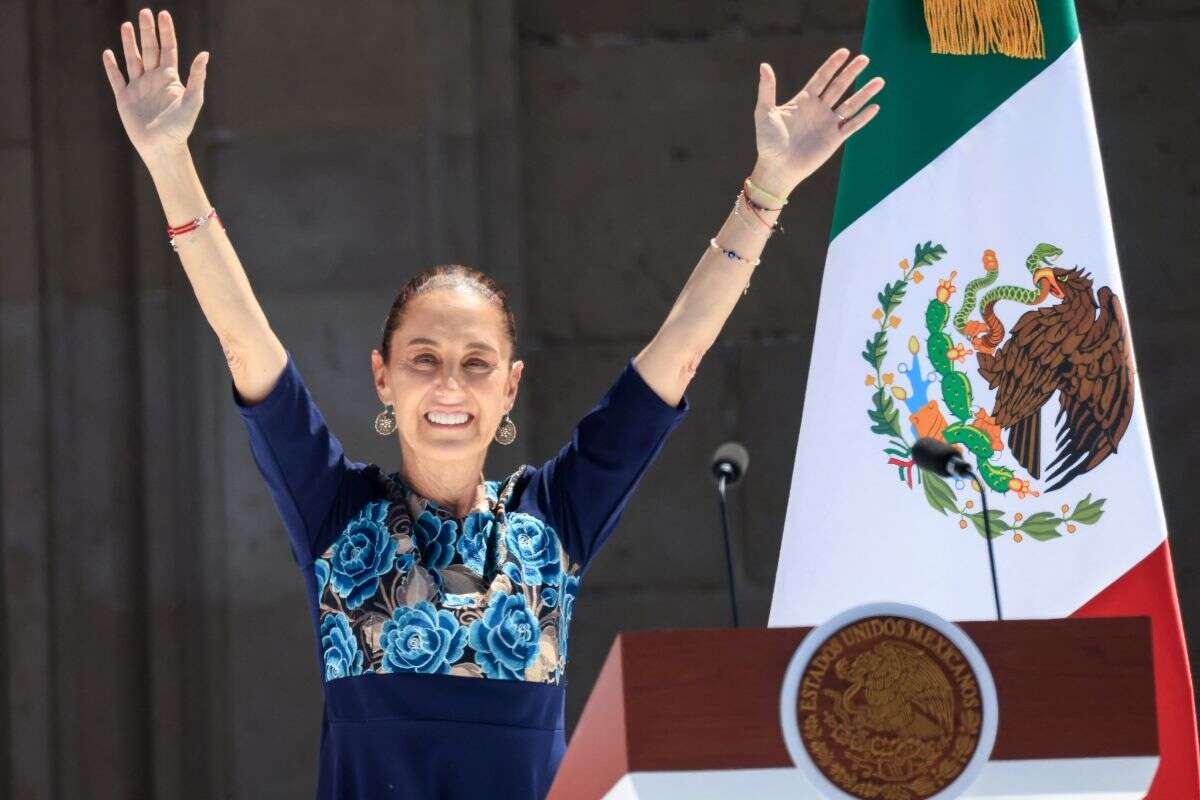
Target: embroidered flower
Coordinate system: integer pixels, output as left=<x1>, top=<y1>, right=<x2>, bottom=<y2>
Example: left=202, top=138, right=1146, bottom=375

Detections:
left=414, top=510, right=458, bottom=570
left=320, top=612, right=364, bottom=681
left=378, top=600, right=467, bottom=675
left=558, top=574, right=581, bottom=668
left=314, top=558, right=330, bottom=600
left=329, top=501, right=398, bottom=610
left=456, top=511, right=493, bottom=575
left=503, top=515, right=562, bottom=587
left=468, top=591, right=541, bottom=680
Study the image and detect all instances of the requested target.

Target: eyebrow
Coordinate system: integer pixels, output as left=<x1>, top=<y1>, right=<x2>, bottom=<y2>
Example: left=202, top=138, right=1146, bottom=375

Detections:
left=405, top=337, right=499, bottom=355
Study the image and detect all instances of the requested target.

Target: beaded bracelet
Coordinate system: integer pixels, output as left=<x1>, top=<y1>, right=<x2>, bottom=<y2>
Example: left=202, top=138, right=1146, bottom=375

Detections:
left=709, top=237, right=760, bottom=266
left=734, top=192, right=785, bottom=235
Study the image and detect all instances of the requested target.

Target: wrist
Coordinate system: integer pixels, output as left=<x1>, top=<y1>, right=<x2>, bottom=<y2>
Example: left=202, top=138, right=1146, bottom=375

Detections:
left=143, top=144, right=194, bottom=177
left=748, top=162, right=796, bottom=205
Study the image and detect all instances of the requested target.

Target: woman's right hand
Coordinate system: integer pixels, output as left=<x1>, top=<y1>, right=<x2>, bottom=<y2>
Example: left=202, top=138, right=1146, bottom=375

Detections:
left=101, top=8, right=209, bottom=167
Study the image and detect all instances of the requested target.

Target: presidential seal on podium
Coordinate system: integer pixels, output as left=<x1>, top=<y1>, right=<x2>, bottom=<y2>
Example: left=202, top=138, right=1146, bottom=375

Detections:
left=779, top=603, right=999, bottom=799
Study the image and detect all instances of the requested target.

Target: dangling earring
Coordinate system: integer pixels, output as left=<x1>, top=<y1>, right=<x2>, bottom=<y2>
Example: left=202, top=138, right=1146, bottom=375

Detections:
left=374, top=403, right=397, bottom=436
left=494, top=413, right=517, bottom=445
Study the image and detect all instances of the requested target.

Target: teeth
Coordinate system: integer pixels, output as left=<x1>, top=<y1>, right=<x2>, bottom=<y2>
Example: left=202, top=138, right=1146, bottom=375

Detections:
left=426, top=412, right=470, bottom=425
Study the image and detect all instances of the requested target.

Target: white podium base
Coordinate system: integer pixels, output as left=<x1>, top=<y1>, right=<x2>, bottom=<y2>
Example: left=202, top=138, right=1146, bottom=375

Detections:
left=601, top=757, right=1159, bottom=800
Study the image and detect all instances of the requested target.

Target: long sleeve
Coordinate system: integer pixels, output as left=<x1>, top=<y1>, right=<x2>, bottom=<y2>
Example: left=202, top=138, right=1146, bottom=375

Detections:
left=232, top=349, right=367, bottom=567
left=523, top=357, right=690, bottom=575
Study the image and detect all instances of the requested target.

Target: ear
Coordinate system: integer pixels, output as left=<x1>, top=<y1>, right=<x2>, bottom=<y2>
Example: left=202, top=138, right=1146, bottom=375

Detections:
left=370, top=349, right=390, bottom=404
left=506, top=359, right=524, bottom=411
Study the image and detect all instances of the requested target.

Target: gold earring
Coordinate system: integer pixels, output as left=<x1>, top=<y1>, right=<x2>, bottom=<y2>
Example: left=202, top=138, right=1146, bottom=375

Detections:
left=374, top=403, right=396, bottom=436
left=494, top=413, right=516, bottom=445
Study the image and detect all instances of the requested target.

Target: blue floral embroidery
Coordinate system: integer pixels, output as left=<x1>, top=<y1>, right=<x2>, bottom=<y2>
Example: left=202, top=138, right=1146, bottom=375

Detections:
left=558, top=574, right=580, bottom=667
left=314, top=558, right=330, bottom=599
left=321, top=612, right=364, bottom=680
left=315, top=467, right=584, bottom=687
left=379, top=601, right=467, bottom=674
left=468, top=591, right=541, bottom=680
left=329, top=501, right=398, bottom=610
left=504, top=514, right=562, bottom=587
left=413, top=510, right=458, bottom=570
left=456, top=511, right=492, bottom=575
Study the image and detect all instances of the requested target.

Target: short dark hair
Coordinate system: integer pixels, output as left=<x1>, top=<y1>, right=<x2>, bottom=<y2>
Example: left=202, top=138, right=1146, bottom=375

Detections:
left=378, top=264, right=518, bottom=365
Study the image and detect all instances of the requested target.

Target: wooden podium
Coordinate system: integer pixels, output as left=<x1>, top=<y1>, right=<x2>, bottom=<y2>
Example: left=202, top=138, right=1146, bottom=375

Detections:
left=547, top=617, right=1158, bottom=799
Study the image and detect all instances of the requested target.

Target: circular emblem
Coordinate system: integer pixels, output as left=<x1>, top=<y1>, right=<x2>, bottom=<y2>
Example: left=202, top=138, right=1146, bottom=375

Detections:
left=780, top=603, right=998, bottom=800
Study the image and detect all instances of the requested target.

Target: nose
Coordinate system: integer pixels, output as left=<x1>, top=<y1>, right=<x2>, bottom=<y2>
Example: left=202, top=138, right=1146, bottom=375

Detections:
left=434, top=364, right=468, bottom=394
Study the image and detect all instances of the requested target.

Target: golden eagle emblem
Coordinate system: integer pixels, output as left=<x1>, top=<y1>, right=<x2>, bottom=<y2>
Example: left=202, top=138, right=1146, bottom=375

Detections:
left=796, top=616, right=983, bottom=798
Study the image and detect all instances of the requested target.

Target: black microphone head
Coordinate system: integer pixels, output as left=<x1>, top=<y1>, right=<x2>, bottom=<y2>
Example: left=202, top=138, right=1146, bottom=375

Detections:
left=912, top=437, right=960, bottom=478
left=711, top=441, right=749, bottom=484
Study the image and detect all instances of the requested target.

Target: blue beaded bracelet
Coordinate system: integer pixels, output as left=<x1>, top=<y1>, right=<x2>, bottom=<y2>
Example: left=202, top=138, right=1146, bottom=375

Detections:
left=709, top=237, right=761, bottom=266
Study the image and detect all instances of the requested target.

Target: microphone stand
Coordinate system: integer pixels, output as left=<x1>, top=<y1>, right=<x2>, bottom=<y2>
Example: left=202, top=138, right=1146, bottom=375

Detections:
left=715, top=473, right=740, bottom=628
left=966, top=468, right=1003, bottom=621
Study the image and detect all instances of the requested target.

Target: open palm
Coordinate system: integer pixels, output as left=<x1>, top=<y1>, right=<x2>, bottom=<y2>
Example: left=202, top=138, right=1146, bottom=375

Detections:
left=101, top=8, right=209, bottom=164
left=754, top=49, right=884, bottom=188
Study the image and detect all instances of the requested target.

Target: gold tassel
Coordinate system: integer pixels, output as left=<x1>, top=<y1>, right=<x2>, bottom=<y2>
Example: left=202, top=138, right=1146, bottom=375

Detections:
left=923, top=0, right=1046, bottom=59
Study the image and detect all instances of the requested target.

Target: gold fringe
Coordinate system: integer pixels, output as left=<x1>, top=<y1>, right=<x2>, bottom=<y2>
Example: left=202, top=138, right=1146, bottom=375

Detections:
left=923, top=0, right=1046, bottom=59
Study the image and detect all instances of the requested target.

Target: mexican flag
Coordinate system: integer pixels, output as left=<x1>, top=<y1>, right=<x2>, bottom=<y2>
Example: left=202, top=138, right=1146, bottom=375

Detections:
left=768, top=0, right=1199, bottom=795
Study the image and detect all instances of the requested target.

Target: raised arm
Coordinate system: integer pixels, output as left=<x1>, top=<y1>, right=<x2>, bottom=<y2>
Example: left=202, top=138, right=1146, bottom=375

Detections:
left=102, top=8, right=285, bottom=403
left=632, top=50, right=885, bottom=406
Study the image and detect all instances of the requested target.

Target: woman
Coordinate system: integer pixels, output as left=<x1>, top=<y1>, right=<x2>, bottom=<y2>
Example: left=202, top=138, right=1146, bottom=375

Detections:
left=102, top=8, right=883, bottom=799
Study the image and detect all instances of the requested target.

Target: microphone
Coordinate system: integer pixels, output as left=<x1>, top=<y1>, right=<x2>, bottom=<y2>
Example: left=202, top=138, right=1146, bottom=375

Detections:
left=710, top=442, right=749, bottom=628
left=912, top=437, right=1004, bottom=621
left=913, top=437, right=973, bottom=479
left=711, top=442, right=749, bottom=484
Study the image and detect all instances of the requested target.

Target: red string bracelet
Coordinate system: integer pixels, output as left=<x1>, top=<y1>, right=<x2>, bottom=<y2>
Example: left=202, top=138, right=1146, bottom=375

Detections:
left=741, top=179, right=785, bottom=235
left=167, top=207, right=225, bottom=251
left=167, top=207, right=223, bottom=235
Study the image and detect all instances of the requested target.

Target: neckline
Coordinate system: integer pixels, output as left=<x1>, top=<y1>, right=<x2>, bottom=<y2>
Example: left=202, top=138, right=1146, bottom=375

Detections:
left=381, top=469, right=499, bottom=527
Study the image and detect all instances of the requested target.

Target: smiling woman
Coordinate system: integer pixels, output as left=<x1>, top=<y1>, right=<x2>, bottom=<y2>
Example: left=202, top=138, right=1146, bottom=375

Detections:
left=231, top=265, right=691, bottom=798
left=101, top=6, right=882, bottom=799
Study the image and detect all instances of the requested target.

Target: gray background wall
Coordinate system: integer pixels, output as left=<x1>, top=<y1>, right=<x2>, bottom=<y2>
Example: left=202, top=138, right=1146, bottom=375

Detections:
left=1, top=1, right=1196, bottom=797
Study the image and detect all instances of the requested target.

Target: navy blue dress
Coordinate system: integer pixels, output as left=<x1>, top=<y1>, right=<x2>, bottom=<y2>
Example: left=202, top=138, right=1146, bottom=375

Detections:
left=232, top=350, right=689, bottom=799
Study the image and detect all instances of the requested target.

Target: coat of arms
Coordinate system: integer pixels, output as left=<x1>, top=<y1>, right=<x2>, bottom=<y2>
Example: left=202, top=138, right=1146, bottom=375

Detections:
left=862, top=242, right=1134, bottom=541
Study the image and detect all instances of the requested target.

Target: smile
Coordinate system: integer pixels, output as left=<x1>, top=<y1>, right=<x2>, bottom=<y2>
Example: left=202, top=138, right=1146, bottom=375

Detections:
left=424, top=412, right=473, bottom=428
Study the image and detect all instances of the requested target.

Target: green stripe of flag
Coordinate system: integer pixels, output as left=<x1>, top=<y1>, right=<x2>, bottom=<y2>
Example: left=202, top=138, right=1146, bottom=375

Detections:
left=829, top=0, right=1081, bottom=242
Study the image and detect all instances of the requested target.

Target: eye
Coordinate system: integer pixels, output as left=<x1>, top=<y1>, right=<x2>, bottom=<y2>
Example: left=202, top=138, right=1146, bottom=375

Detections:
left=413, top=353, right=437, bottom=365
left=467, top=358, right=491, bottom=369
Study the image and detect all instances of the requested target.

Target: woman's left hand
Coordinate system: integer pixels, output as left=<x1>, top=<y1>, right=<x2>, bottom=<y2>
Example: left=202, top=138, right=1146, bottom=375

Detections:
left=753, top=48, right=885, bottom=193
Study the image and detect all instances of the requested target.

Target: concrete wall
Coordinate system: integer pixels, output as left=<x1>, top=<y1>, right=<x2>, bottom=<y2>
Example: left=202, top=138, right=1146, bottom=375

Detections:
left=0, top=1, right=1195, bottom=797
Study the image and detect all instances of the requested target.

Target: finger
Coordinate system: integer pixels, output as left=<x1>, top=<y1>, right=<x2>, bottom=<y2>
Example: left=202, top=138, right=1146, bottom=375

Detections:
left=834, top=77, right=885, bottom=119
left=158, top=9, right=179, bottom=72
left=120, top=21, right=144, bottom=79
left=138, top=8, right=160, bottom=71
left=182, top=51, right=209, bottom=112
left=101, top=49, right=127, bottom=96
left=819, top=54, right=869, bottom=106
left=756, top=62, right=777, bottom=110
left=838, top=103, right=880, bottom=138
left=801, top=47, right=851, bottom=98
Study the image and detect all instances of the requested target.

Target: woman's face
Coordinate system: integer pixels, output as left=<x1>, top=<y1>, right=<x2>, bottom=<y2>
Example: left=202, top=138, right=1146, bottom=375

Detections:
left=372, top=287, right=523, bottom=461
